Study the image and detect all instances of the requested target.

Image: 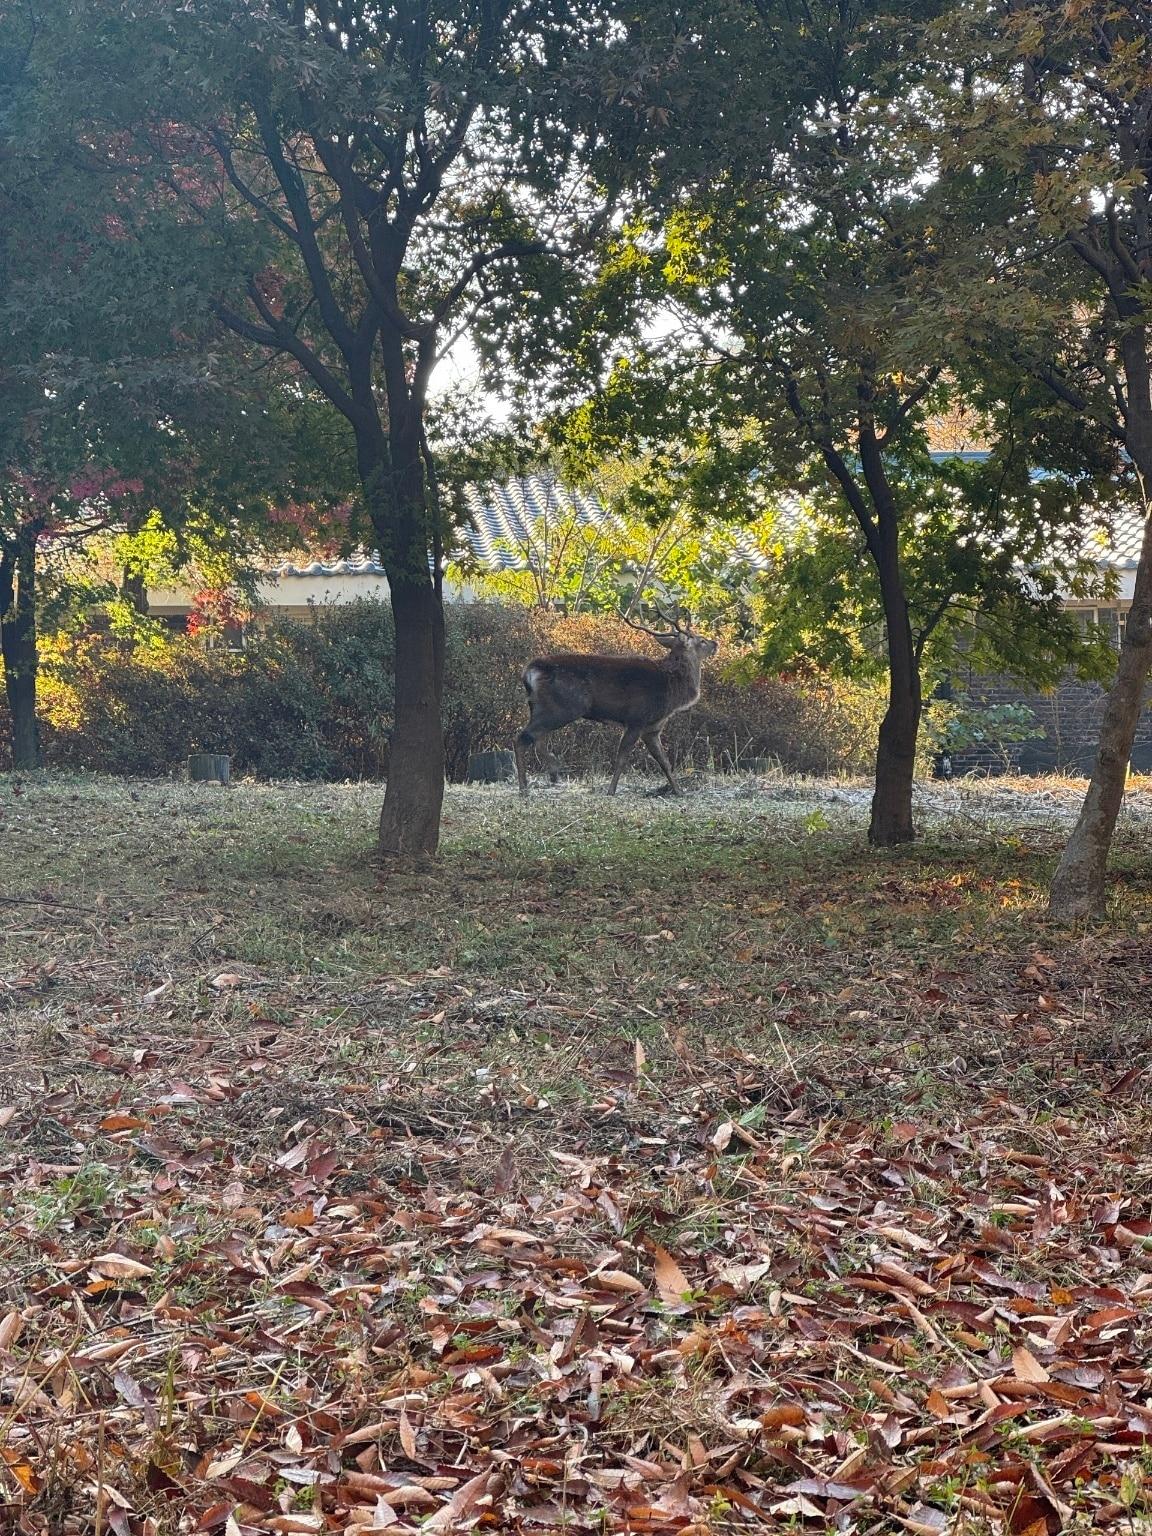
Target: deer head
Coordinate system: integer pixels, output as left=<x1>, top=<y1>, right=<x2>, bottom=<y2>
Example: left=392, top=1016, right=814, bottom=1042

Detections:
left=622, top=606, right=719, bottom=664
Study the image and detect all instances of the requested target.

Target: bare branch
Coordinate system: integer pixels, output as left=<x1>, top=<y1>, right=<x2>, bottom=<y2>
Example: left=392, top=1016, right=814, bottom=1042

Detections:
left=210, top=128, right=299, bottom=242
left=249, top=91, right=356, bottom=356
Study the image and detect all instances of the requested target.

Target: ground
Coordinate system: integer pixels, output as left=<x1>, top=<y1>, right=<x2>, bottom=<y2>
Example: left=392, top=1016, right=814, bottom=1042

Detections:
left=1, top=772, right=1151, bottom=1536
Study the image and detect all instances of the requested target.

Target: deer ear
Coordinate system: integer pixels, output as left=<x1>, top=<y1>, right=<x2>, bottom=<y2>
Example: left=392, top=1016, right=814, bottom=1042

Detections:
left=655, top=632, right=678, bottom=649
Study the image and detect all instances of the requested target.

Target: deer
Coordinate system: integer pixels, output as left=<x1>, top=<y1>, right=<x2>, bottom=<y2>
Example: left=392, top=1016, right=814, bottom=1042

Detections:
left=514, top=610, right=719, bottom=797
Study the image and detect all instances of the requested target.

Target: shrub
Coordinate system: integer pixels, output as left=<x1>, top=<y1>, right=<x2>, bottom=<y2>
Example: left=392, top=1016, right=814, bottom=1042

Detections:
left=0, top=601, right=887, bottom=780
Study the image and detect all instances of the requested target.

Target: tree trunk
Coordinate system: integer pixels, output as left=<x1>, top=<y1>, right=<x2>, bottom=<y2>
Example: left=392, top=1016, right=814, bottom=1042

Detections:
left=360, top=426, right=445, bottom=860
left=122, top=565, right=150, bottom=616
left=858, top=426, right=922, bottom=846
left=1049, top=519, right=1152, bottom=918
left=1049, top=330, right=1152, bottom=919
left=0, top=524, right=42, bottom=770
left=871, top=670, right=921, bottom=845
left=380, top=575, right=445, bottom=857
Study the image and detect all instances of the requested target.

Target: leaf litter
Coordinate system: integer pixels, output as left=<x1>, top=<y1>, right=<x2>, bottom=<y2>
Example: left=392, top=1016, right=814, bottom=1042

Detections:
left=0, top=775, right=1151, bottom=1533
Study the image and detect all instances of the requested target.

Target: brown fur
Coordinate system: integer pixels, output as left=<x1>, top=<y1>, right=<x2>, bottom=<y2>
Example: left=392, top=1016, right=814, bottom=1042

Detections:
left=515, top=633, right=718, bottom=796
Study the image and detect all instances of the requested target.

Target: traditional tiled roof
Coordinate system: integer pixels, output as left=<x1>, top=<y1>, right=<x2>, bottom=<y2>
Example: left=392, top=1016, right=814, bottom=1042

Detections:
left=266, top=473, right=778, bottom=579
left=264, top=469, right=1145, bottom=578
left=1083, top=509, right=1145, bottom=568
left=460, top=473, right=608, bottom=571
left=269, top=554, right=387, bottom=577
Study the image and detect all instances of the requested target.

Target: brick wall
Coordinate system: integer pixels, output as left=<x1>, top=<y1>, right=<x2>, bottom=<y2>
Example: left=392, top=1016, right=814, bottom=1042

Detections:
left=946, top=666, right=1152, bottom=775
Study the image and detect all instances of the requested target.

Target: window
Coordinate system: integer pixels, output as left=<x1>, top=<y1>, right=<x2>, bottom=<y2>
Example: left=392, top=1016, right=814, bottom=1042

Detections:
left=205, top=621, right=246, bottom=653
left=1071, top=607, right=1121, bottom=648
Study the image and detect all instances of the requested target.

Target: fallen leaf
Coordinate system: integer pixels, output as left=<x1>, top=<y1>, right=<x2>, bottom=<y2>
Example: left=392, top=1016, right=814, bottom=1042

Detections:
left=1012, top=1344, right=1050, bottom=1384
left=652, top=1243, right=692, bottom=1306
left=422, top=1469, right=493, bottom=1533
left=595, top=1269, right=646, bottom=1294
left=89, top=1253, right=153, bottom=1281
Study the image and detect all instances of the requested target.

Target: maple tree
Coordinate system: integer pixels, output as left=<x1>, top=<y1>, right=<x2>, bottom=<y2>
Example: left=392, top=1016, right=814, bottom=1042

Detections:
left=52, top=0, right=625, bottom=857
left=925, top=0, right=1152, bottom=915
left=1, top=2, right=351, bottom=768
left=556, top=0, right=1124, bottom=845
left=0, top=466, right=145, bottom=768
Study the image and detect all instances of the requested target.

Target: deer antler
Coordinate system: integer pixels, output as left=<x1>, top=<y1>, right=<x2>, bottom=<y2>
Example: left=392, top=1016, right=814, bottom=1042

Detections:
left=621, top=601, right=700, bottom=639
left=620, top=607, right=675, bottom=640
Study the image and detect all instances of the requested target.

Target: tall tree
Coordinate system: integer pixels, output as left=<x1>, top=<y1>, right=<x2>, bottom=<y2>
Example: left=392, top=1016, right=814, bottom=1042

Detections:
left=1, top=0, right=353, bottom=771
left=932, top=0, right=1152, bottom=915
left=561, top=0, right=1119, bottom=843
left=62, top=0, right=614, bottom=856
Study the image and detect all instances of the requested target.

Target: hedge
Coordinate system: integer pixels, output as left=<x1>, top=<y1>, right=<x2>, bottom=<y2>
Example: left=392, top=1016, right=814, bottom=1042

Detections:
left=0, top=602, right=886, bottom=781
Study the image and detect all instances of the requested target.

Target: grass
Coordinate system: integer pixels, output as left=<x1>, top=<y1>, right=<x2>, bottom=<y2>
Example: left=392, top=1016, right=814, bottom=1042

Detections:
left=3, top=770, right=1152, bottom=1122
left=2, top=770, right=1152, bottom=1532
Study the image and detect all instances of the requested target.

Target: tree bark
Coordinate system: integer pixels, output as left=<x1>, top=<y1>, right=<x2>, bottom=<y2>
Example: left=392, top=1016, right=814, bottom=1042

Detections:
left=380, top=574, right=445, bottom=857
left=0, top=523, right=43, bottom=770
left=870, top=583, right=922, bottom=846
left=1049, top=510, right=1152, bottom=919
left=360, top=424, right=445, bottom=860
left=1049, top=329, right=1152, bottom=919
left=857, top=423, right=922, bottom=845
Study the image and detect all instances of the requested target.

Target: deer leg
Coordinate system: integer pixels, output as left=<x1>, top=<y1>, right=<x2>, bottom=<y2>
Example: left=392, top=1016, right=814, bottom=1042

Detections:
left=609, top=726, right=642, bottom=795
left=514, top=731, right=532, bottom=797
left=516, top=721, right=570, bottom=795
left=539, top=742, right=563, bottom=783
left=642, top=729, right=680, bottom=794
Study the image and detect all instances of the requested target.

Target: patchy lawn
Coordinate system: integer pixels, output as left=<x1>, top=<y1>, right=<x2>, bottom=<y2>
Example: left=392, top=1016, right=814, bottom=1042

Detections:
left=1, top=772, right=1151, bottom=1536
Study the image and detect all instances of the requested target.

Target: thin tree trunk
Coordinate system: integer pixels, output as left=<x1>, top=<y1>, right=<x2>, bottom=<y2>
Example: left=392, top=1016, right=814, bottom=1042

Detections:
left=121, top=565, right=150, bottom=617
left=1049, top=507, right=1152, bottom=917
left=1049, top=330, right=1152, bottom=919
left=1, top=523, right=42, bottom=770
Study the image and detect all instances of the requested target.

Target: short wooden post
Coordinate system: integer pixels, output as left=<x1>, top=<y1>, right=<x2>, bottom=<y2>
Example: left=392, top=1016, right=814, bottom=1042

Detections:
left=187, top=753, right=231, bottom=784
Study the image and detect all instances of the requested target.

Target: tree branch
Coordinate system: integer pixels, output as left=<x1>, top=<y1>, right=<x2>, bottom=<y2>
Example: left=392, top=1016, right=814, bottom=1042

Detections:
left=210, top=128, right=299, bottom=242
left=878, top=367, right=943, bottom=448
left=430, top=239, right=551, bottom=326
left=249, top=91, right=356, bottom=356
left=215, top=286, right=362, bottom=427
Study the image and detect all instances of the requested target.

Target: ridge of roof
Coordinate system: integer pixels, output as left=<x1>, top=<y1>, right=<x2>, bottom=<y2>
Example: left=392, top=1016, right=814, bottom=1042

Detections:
left=265, top=468, right=1146, bottom=579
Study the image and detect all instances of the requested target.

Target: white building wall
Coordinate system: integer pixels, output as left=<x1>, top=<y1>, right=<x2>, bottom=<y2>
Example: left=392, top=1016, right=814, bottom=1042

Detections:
left=148, top=571, right=480, bottom=616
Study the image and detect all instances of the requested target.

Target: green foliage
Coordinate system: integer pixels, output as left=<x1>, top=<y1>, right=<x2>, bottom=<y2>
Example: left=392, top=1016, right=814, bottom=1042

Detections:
left=452, top=456, right=779, bottom=631
left=923, top=0, right=1151, bottom=497
left=543, top=0, right=1134, bottom=847
left=752, top=452, right=1120, bottom=691
left=923, top=697, right=1040, bottom=768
